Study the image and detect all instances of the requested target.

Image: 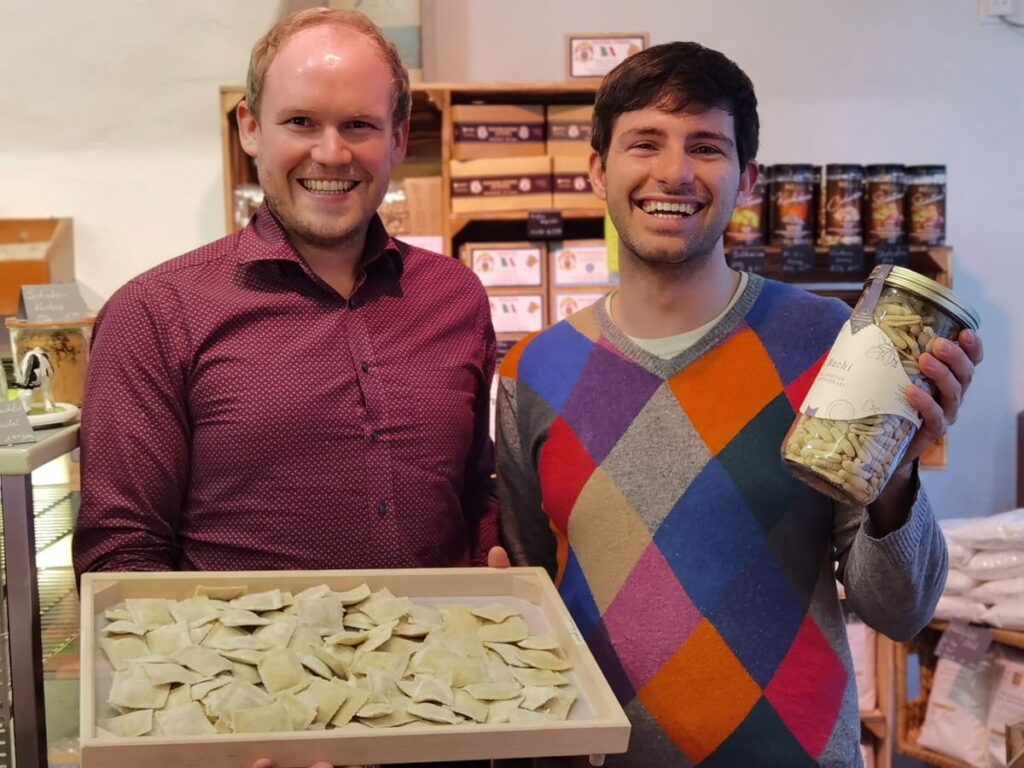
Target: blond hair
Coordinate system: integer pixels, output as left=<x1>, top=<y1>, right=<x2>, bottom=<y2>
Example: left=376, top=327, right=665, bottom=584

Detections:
left=245, top=8, right=411, bottom=127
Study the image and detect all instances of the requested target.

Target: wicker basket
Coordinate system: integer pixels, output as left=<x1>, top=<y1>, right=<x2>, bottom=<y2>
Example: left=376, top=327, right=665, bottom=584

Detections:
left=895, top=621, right=1024, bottom=768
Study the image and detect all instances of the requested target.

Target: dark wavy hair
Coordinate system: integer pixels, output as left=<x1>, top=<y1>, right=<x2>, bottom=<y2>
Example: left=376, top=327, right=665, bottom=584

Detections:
left=591, top=42, right=759, bottom=168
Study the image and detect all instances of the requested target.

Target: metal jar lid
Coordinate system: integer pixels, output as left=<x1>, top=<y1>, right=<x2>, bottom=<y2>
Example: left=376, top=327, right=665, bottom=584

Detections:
left=869, top=265, right=980, bottom=331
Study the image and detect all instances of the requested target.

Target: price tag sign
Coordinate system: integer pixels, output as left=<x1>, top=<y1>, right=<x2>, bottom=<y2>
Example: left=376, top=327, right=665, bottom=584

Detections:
left=729, top=246, right=766, bottom=274
left=0, top=402, right=36, bottom=447
left=526, top=211, right=564, bottom=240
left=875, top=243, right=910, bottom=267
left=935, top=619, right=994, bottom=669
left=827, top=245, right=865, bottom=274
left=19, top=283, right=90, bottom=322
left=780, top=245, right=815, bottom=274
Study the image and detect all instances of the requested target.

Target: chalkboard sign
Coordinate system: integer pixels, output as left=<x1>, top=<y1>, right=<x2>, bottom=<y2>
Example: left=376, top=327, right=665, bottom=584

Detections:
left=875, top=244, right=910, bottom=267
left=526, top=211, right=564, bottom=240
left=780, top=245, right=815, bottom=274
left=827, top=245, right=865, bottom=274
left=19, top=284, right=90, bottom=323
left=729, top=246, right=766, bottom=274
left=0, top=402, right=36, bottom=447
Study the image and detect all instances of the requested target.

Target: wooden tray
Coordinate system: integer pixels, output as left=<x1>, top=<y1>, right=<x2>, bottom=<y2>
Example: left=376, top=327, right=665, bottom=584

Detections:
left=80, top=567, right=631, bottom=768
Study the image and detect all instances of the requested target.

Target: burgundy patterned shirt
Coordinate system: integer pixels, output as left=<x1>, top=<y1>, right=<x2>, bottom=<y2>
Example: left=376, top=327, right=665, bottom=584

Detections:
left=74, top=207, right=498, bottom=575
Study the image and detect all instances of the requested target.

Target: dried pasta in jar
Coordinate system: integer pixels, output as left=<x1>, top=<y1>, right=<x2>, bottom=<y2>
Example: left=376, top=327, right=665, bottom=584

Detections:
left=782, top=265, right=979, bottom=506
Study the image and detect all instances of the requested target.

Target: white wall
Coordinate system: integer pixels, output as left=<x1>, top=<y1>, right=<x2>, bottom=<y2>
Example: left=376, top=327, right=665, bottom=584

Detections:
left=2, top=0, right=1021, bottom=518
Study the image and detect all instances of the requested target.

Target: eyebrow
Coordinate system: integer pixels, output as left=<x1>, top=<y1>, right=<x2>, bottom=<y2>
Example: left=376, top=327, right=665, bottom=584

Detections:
left=618, top=127, right=735, bottom=146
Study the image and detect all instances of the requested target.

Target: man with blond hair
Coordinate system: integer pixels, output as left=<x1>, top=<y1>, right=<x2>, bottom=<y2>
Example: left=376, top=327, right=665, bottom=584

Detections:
left=75, top=9, right=504, bottom=585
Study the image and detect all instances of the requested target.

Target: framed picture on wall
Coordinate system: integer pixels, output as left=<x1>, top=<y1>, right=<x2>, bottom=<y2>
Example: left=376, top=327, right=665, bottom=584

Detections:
left=565, top=33, right=648, bottom=80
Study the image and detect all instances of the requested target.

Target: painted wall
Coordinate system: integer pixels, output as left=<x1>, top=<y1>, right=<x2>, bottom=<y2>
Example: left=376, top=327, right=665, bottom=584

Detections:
left=2, top=0, right=1021, bottom=518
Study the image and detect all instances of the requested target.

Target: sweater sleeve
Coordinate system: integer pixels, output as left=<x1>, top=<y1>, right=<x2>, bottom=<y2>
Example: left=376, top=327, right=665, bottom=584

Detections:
left=834, top=469, right=948, bottom=641
left=495, top=371, right=558, bottom=578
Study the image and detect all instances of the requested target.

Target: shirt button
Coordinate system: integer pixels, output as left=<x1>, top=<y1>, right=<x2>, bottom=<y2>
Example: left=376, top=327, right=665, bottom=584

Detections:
left=370, top=430, right=380, bottom=443
left=349, top=297, right=362, bottom=310
left=361, top=362, right=370, bottom=373
left=377, top=501, right=387, bottom=516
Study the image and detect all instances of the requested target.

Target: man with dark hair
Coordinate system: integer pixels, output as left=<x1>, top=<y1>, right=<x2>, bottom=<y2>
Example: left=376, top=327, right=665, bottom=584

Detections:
left=497, top=42, right=982, bottom=766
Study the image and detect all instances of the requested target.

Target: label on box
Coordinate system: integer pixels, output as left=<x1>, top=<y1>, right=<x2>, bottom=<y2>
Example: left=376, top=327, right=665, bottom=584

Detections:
left=729, top=246, right=766, bottom=274
left=553, top=292, right=605, bottom=322
left=452, top=175, right=551, bottom=198
left=455, top=123, right=544, bottom=144
left=553, top=245, right=610, bottom=285
left=936, top=619, right=993, bottom=669
left=469, top=247, right=543, bottom=287
left=780, top=245, right=815, bottom=274
left=19, top=283, right=90, bottom=322
left=828, top=245, right=865, bottom=274
left=0, top=402, right=36, bottom=446
left=548, top=122, right=593, bottom=142
left=489, top=295, right=544, bottom=334
left=875, top=243, right=910, bottom=267
left=527, top=211, right=564, bottom=240
left=553, top=173, right=593, bottom=194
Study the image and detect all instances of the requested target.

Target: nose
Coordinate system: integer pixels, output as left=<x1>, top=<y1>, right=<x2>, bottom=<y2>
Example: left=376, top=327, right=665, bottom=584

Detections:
left=310, top=128, right=354, bottom=166
left=653, top=145, right=695, bottom=189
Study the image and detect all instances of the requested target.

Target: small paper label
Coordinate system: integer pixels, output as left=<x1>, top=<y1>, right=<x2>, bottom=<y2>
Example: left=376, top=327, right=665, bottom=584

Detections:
left=470, top=247, right=543, bottom=287
left=780, top=245, right=815, bottom=274
left=875, top=244, right=910, bottom=267
left=800, top=319, right=922, bottom=425
left=552, top=245, right=609, bottom=285
left=936, top=619, right=993, bottom=669
left=489, top=295, right=544, bottom=334
left=827, top=245, right=865, bottom=274
left=0, top=402, right=36, bottom=446
left=526, top=211, right=564, bottom=240
left=730, top=246, right=766, bottom=274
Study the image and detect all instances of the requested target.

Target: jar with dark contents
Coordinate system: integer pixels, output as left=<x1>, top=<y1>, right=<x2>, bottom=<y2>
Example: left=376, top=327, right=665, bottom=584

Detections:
left=726, top=164, right=768, bottom=246
left=865, top=164, right=906, bottom=246
left=821, top=164, right=864, bottom=245
left=906, top=165, right=946, bottom=246
left=770, top=164, right=815, bottom=246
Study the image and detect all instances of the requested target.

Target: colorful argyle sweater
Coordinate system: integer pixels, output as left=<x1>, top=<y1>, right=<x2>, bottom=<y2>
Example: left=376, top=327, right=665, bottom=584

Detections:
left=496, top=275, right=947, bottom=767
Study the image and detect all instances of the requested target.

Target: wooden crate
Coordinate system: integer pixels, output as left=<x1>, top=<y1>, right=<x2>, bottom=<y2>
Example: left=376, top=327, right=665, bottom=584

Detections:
left=80, top=567, right=631, bottom=768
left=895, top=621, right=1024, bottom=767
left=0, top=218, right=73, bottom=318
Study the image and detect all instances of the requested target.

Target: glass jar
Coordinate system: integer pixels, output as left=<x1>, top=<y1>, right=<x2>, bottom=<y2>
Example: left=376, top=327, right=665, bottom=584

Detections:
left=781, top=265, right=979, bottom=506
left=770, top=164, right=815, bottom=246
left=865, top=164, right=906, bottom=246
left=906, top=165, right=947, bottom=246
left=6, top=316, right=95, bottom=407
left=822, top=164, right=864, bottom=246
left=725, top=164, right=768, bottom=246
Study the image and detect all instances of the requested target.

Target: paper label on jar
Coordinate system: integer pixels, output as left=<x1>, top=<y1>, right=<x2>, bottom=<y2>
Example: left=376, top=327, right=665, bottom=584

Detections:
left=800, top=320, right=922, bottom=426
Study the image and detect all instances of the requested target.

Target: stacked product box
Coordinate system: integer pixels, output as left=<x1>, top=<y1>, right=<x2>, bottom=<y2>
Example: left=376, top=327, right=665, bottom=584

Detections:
left=460, top=240, right=548, bottom=337
left=548, top=239, right=616, bottom=324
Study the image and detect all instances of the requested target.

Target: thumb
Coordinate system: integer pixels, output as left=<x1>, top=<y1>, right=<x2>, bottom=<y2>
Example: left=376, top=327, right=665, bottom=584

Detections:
left=488, top=545, right=511, bottom=568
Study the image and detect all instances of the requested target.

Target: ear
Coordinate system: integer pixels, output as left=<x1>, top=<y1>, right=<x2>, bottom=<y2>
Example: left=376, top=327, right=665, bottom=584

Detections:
left=736, top=160, right=758, bottom=203
left=588, top=151, right=608, bottom=202
left=391, top=118, right=410, bottom=166
left=237, top=100, right=261, bottom=159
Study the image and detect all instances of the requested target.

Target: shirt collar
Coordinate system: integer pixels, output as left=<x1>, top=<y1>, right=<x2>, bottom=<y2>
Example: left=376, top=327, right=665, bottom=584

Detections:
left=236, top=203, right=404, bottom=279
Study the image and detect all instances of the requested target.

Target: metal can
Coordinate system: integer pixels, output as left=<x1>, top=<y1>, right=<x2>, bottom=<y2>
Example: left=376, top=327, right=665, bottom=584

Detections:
left=781, top=265, right=979, bottom=506
left=906, top=165, right=947, bottom=246
left=865, top=164, right=906, bottom=246
left=822, top=164, right=864, bottom=246
left=726, top=164, right=768, bottom=246
left=770, top=164, right=815, bottom=246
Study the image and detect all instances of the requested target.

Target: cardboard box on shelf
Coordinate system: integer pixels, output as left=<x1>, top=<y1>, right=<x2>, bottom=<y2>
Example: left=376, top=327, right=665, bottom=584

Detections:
left=549, top=239, right=615, bottom=287
left=461, top=241, right=545, bottom=288
left=450, top=157, right=552, bottom=214
left=0, top=218, right=74, bottom=318
left=451, top=104, right=545, bottom=160
left=546, top=105, right=593, bottom=157
left=487, top=290, right=547, bottom=334
left=549, top=288, right=610, bottom=324
left=403, top=176, right=444, bottom=235
left=552, top=156, right=600, bottom=210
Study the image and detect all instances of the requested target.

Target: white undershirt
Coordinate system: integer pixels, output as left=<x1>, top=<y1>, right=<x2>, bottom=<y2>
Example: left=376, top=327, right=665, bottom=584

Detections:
left=610, top=272, right=749, bottom=360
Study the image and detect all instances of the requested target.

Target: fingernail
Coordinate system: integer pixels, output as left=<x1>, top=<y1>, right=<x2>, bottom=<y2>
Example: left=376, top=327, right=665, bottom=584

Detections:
left=963, top=329, right=976, bottom=344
